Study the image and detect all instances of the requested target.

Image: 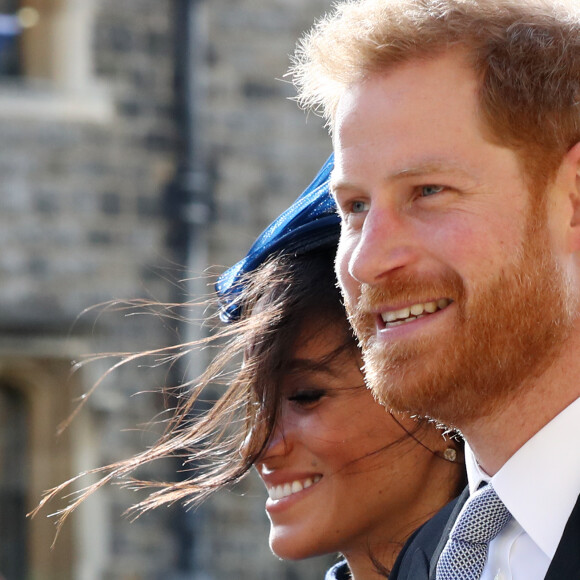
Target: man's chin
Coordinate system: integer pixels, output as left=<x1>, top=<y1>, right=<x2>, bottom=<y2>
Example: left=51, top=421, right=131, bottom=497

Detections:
left=366, top=370, right=481, bottom=427
left=361, top=344, right=494, bottom=426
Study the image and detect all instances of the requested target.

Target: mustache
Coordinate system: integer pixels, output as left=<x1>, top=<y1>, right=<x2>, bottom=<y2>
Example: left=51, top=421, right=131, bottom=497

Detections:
left=347, top=269, right=465, bottom=328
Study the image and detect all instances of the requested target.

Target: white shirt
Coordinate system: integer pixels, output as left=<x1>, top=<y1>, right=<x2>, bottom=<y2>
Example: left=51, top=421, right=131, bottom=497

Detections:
left=463, top=397, right=580, bottom=580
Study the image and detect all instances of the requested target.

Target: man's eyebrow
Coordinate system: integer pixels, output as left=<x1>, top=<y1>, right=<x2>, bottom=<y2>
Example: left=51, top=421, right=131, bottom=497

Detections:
left=329, top=171, right=350, bottom=194
left=330, top=160, right=474, bottom=193
left=330, top=174, right=364, bottom=197
left=390, top=161, right=472, bottom=179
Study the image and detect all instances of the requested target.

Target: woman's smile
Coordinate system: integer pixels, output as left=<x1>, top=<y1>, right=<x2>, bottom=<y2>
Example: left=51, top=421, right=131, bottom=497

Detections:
left=265, top=474, right=322, bottom=502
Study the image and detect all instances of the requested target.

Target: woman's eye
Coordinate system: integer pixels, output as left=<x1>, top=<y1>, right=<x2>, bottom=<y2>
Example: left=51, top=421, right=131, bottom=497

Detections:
left=288, top=389, right=325, bottom=408
left=420, top=185, right=445, bottom=197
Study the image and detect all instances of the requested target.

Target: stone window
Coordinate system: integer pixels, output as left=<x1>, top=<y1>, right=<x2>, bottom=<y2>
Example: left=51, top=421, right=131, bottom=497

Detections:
left=0, top=383, right=28, bottom=580
left=0, top=358, right=76, bottom=580
left=0, top=0, right=113, bottom=122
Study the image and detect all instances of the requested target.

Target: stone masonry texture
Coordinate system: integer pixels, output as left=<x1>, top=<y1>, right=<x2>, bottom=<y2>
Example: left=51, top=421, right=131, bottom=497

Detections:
left=0, top=0, right=337, bottom=578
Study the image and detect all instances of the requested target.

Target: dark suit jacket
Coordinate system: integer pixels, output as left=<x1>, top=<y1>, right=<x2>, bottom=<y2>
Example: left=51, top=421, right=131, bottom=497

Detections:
left=390, top=489, right=580, bottom=579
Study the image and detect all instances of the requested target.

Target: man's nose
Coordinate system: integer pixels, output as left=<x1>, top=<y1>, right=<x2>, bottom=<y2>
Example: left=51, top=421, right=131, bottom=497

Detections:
left=347, top=205, right=419, bottom=286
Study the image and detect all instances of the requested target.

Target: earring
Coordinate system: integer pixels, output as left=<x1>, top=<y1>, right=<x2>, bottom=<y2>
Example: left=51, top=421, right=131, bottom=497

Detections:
left=443, top=448, right=457, bottom=462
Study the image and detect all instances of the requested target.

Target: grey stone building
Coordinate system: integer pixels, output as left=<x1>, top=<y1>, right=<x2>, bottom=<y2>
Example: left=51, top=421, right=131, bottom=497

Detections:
left=0, top=1, right=335, bottom=579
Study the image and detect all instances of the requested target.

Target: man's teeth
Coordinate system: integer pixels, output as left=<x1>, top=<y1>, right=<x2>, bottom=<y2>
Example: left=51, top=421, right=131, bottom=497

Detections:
left=268, top=475, right=321, bottom=501
left=381, top=299, right=451, bottom=327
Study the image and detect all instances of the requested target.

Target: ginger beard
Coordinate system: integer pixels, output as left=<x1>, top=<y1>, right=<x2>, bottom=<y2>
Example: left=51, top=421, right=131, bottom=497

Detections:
left=346, top=198, right=577, bottom=427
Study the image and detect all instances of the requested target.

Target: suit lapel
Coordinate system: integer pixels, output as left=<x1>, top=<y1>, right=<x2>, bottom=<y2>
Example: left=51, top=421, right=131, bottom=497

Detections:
left=425, top=491, right=580, bottom=579
left=390, top=489, right=468, bottom=580
left=545, top=493, right=580, bottom=580
left=424, top=490, right=580, bottom=579
left=428, top=487, right=470, bottom=580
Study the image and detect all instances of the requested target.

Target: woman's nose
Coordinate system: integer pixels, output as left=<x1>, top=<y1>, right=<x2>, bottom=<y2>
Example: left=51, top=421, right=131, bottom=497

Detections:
left=257, top=421, right=293, bottom=464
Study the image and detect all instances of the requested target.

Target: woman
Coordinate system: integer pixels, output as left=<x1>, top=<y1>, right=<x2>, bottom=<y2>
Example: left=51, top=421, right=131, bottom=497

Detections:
left=233, top=246, right=463, bottom=579
left=37, top=156, right=465, bottom=578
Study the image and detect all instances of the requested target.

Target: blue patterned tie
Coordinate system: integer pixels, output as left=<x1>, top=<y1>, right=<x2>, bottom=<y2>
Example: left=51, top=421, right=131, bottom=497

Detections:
left=436, top=483, right=512, bottom=580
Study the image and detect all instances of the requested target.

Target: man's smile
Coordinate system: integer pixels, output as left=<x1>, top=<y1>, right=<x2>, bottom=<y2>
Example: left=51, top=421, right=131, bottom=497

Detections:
left=380, top=298, right=453, bottom=328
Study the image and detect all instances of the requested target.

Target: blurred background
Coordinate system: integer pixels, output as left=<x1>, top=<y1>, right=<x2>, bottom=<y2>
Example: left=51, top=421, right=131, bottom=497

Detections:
left=0, top=0, right=335, bottom=578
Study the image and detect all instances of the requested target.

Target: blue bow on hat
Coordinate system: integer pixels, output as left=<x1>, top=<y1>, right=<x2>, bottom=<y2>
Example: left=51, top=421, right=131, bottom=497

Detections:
left=216, top=153, right=339, bottom=323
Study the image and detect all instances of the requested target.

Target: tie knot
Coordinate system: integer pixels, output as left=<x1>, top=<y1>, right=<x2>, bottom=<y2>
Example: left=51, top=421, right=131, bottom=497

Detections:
left=451, top=484, right=512, bottom=545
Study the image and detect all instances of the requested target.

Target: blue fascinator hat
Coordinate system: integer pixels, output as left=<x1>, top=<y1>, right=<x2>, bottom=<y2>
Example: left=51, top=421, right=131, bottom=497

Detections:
left=216, top=153, right=339, bottom=323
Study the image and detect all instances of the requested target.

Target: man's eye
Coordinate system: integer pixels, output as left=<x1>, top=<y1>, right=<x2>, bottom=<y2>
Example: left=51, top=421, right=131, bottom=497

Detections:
left=351, top=200, right=369, bottom=213
left=421, top=185, right=445, bottom=197
left=288, top=389, right=325, bottom=408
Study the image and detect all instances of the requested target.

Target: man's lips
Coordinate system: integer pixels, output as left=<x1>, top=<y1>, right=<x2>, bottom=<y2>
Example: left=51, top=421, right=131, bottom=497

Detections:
left=379, top=298, right=453, bottom=328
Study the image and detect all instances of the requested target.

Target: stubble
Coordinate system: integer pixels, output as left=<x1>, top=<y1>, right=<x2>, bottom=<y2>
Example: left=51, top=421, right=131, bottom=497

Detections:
left=347, top=201, right=576, bottom=427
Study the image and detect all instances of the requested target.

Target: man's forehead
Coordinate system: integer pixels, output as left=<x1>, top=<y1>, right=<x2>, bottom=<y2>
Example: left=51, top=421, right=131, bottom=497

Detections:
left=332, top=49, right=476, bottom=123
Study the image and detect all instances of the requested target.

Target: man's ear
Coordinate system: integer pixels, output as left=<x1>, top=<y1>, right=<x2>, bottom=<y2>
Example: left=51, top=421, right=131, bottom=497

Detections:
left=561, top=142, right=580, bottom=252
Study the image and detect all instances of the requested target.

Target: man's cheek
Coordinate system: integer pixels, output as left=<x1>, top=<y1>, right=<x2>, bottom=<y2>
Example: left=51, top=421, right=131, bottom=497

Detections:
left=335, top=241, right=359, bottom=307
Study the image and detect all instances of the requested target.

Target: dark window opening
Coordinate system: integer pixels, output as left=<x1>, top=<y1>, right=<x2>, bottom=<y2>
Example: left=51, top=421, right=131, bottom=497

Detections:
left=0, top=383, right=29, bottom=580
left=0, top=0, right=20, bottom=76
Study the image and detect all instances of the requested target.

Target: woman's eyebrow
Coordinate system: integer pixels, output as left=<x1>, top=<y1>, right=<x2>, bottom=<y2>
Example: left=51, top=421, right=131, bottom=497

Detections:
left=285, top=358, right=341, bottom=377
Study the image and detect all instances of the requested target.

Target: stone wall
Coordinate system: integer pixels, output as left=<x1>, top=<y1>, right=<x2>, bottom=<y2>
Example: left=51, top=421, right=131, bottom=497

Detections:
left=202, top=0, right=334, bottom=269
left=0, top=1, right=183, bottom=578
left=187, top=0, right=337, bottom=577
left=0, top=0, right=339, bottom=578
left=0, top=3, right=178, bottom=328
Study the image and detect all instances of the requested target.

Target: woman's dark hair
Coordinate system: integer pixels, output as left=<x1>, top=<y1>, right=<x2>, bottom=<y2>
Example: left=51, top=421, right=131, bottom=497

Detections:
left=239, top=246, right=358, bottom=466
left=34, top=246, right=357, bottom=525
left=35, top=244, right=465, bottom=549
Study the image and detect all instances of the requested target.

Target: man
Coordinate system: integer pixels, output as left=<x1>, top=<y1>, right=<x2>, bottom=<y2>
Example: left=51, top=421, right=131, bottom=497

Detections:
left=291, top=1, right=580, bottom=578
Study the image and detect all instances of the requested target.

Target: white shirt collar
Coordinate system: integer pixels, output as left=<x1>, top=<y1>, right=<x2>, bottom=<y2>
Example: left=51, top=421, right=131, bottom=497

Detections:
left=464, top=396, right=580, bottom=559
left=465, top=439, right=490, bottom=493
